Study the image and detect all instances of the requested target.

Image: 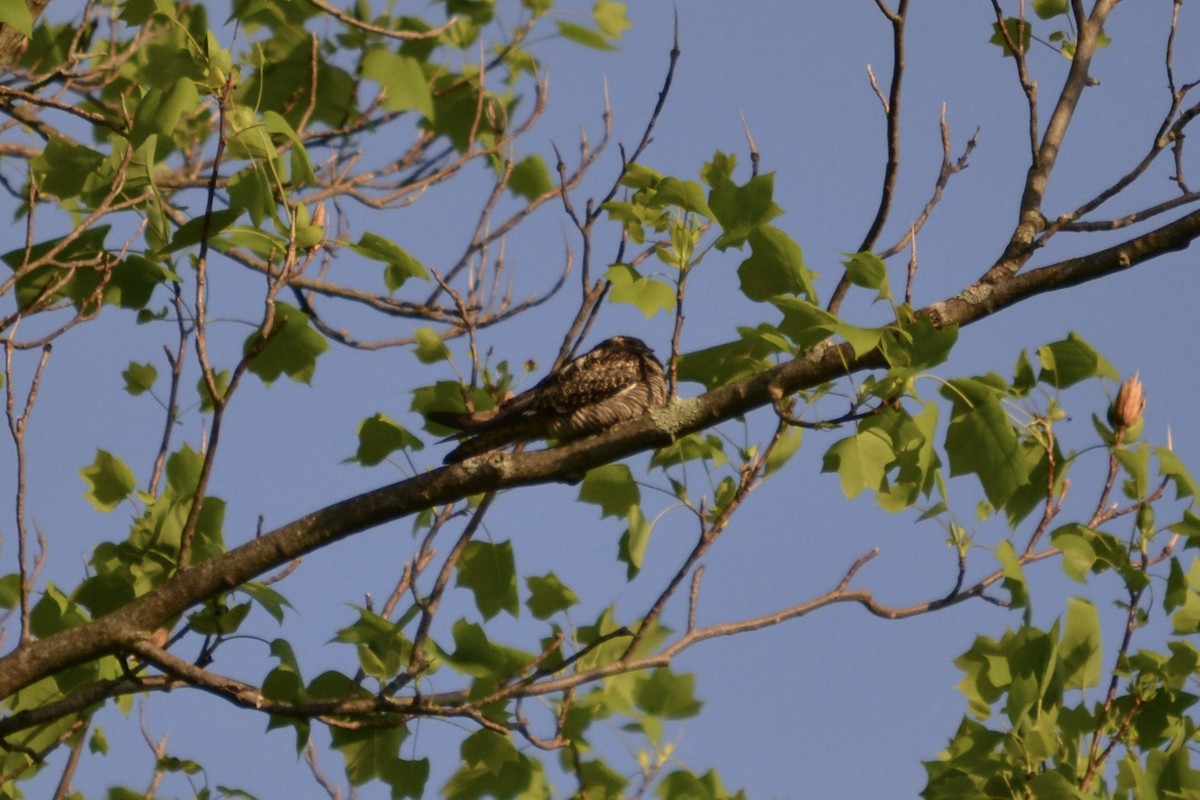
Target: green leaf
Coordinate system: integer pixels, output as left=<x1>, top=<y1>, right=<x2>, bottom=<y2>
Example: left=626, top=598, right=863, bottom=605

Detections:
left=330, top=726, right=406, bottom=787
left=1032, top=0, right=1068, bottom=19
left=0, top=0, right=34, bottom=36
left=772, top=296, right=839, bottom=351
left=1057, top=597, right=1101, bottom=690
left=650, top=177, right=713, bottom=218
left=635, top=668, right=703, bottom=719
left=618, top=504, right=652, bottom=579
left=1170, top=508, right=1200, bottom=543
left=1157, top=446, right=1198, bottom=500
left=707, top=171, right=783, bottom=250
left=263, top=111, right=315, bottom=186
left=764, top=427, right=803, bottom=478
left=1171, top=561, right=1200, bottom=633
left=188, top=600, right=251, bottom=635
left=0, top=573, right=19, bottom=609
left=525, top=573, right=579, bottom=620
left=821, top=426, right=894, bottom=499
left=3, top=225, right=111, bottom=310
left=880, top=317, right=958, bottom=371
left=1114, top=443, right=1152, bottom=500
left=351, top=413, right=424, bottom=466
left=244, top=302, right=330, bottom=385
left=941, top=378, right=1029, bottom=508
left=31, top=138, right=107, bottom=199
left=1050, top=525, right=1098, bottom=582
left=239, top=582, right=292, bottom=624
left=30, top=582, right=90, bottom=637
left=842, top=251, right=891, bottom=302
left=556, top=20, right=616, bottom=50
left=333, top=609, right=411, bottom=682
left=1165, top=557, right=1188, bottom=613
left=105, top=255, right=172, bottom=310
left=656, top=769, right=737, bottom=800
left=995, top=541, right=1028, bottom=609
left=131, top=77, right=200, bottom=147
left=361, top=48, right=434, bottom=119
left=651, top=432, right=728, bottom=469
left=579, top=463, right=639, bottom=518
left=508, top=155, right=553, bottom=200
left=575, top=759, right=628, bottom=799
left=413, top=327, right=451, bottom=364
left=381, top=757, right=430, bottom=799
left=166, top=443, right=203, bottom=497
left=990, top=17, right=1033, bottom=56
left=197, top=369, right=230, bottom=413
left=443, top=619, right=533, bottom=679
left=1036, top=333, right=1118, bottom=388
left=80, top=450, right=137, bottom=512
left=447, top=730, right=544, bottom=799
left=122, top=362, right=157, bottom=396
left=737, top=225, right=814, bottom=301
left=605, top=263, right=675, bottom=318
left=119, top=0, right=175, bottom=25
left=1012, top=349, right=1036, bottom=395
left=163, top=208, right=243, bottom=254
left=348, top=232, right=429, bottom=292
left=456, top=540, right=519, bottom=620
left=593, top=0, right=631, bottom=39
left=828, top=320, right=884, bottom=357
left=676, top=327, right=783, bottom=390
left=228, top=166, right=277, bottom=228
left=89, top=727, right=109, bottom=755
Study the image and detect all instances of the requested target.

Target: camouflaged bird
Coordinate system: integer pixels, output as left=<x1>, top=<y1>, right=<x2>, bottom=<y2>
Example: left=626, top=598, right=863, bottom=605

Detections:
left=428, top=336, right=668, bottom=464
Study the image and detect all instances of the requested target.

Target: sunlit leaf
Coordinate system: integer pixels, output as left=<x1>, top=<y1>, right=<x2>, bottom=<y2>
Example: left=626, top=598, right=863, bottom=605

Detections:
left=456, top=540, right=518, bottom=620
left=1036, top=333, right=1118, bottom=388
left=80, top=450, right=137, bottom=512
left=348, top=232, right=429, bottom=292
left=737, top=225, right=814, bottom=301
left=708, top=171, right=782, bottom=250
left=508, top=154, right=554, bottom=200
left=351, top=413, right=424, bottom=466
left=361, top=48, right=434, bottom=119
left=635, top=668, right=703, bottom=719
left=122, top=362, right=157, bottom=396
left=605, top=263, right=675, bottom=318
left=1057, top=597, right=1101, bottom=690
left=244, top=302, right=329, bottom=385
left=526, top=573, right=579, bottom=620
left=941, top=378, right=1029, bottom=508
left=579, top=463, right=639, bottom=518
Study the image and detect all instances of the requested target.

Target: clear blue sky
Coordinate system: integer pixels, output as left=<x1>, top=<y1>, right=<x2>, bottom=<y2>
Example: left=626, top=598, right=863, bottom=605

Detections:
left=13, top=2, right=1200, bottom=798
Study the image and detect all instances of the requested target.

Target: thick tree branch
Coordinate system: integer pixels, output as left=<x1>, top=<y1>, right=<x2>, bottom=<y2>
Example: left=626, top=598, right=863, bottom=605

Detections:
left=1, top=190, right=1199, bottom=710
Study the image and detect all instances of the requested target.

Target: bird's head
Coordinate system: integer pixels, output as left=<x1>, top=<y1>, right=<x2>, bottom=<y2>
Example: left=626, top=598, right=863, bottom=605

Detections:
left=595, top=335, right=652, bottom=355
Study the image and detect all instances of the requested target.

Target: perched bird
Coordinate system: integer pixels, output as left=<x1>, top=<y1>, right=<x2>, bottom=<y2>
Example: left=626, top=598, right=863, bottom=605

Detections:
left=427, top=336, right=668, bottom=464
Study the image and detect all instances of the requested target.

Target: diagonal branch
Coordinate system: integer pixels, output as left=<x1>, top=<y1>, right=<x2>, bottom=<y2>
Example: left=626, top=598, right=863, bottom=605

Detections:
left=2, top=204, right=1200, bottom=701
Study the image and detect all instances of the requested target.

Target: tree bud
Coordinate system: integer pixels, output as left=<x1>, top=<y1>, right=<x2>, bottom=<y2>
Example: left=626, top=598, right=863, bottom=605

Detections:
left=1107, top=374, right=1145, bottom=433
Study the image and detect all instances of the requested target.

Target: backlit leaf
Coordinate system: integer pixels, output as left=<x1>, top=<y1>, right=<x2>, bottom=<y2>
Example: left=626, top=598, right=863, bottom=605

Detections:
left=526, top=573, right=579, bottom=620
left=580, top=463, right=639, bottom=518
left=351, top=413, right=424, bottom=466
left=456, top=540, right=518, bottom=620
left=81, top=450, right=137, bottom=512
left=605, top=263, right=675, bottom=318
left=942, top=378, right=1029, bottom=508
left=244, top=302, right=329, bottom=385
left=122, top=362, right=157, bottom=395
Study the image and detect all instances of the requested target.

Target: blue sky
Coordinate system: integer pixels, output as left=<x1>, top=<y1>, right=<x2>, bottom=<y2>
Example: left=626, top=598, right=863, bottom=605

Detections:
left=11, top=2, right=1200, bottom=798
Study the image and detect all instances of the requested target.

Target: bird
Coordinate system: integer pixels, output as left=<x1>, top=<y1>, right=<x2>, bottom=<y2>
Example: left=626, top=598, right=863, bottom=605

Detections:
left=427, top=336, right=668, bottom=464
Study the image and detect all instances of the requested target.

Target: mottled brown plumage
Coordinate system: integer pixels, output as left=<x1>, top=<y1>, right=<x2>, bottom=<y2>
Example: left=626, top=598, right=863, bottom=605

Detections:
left=428, top=336, right=668, bottom=464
